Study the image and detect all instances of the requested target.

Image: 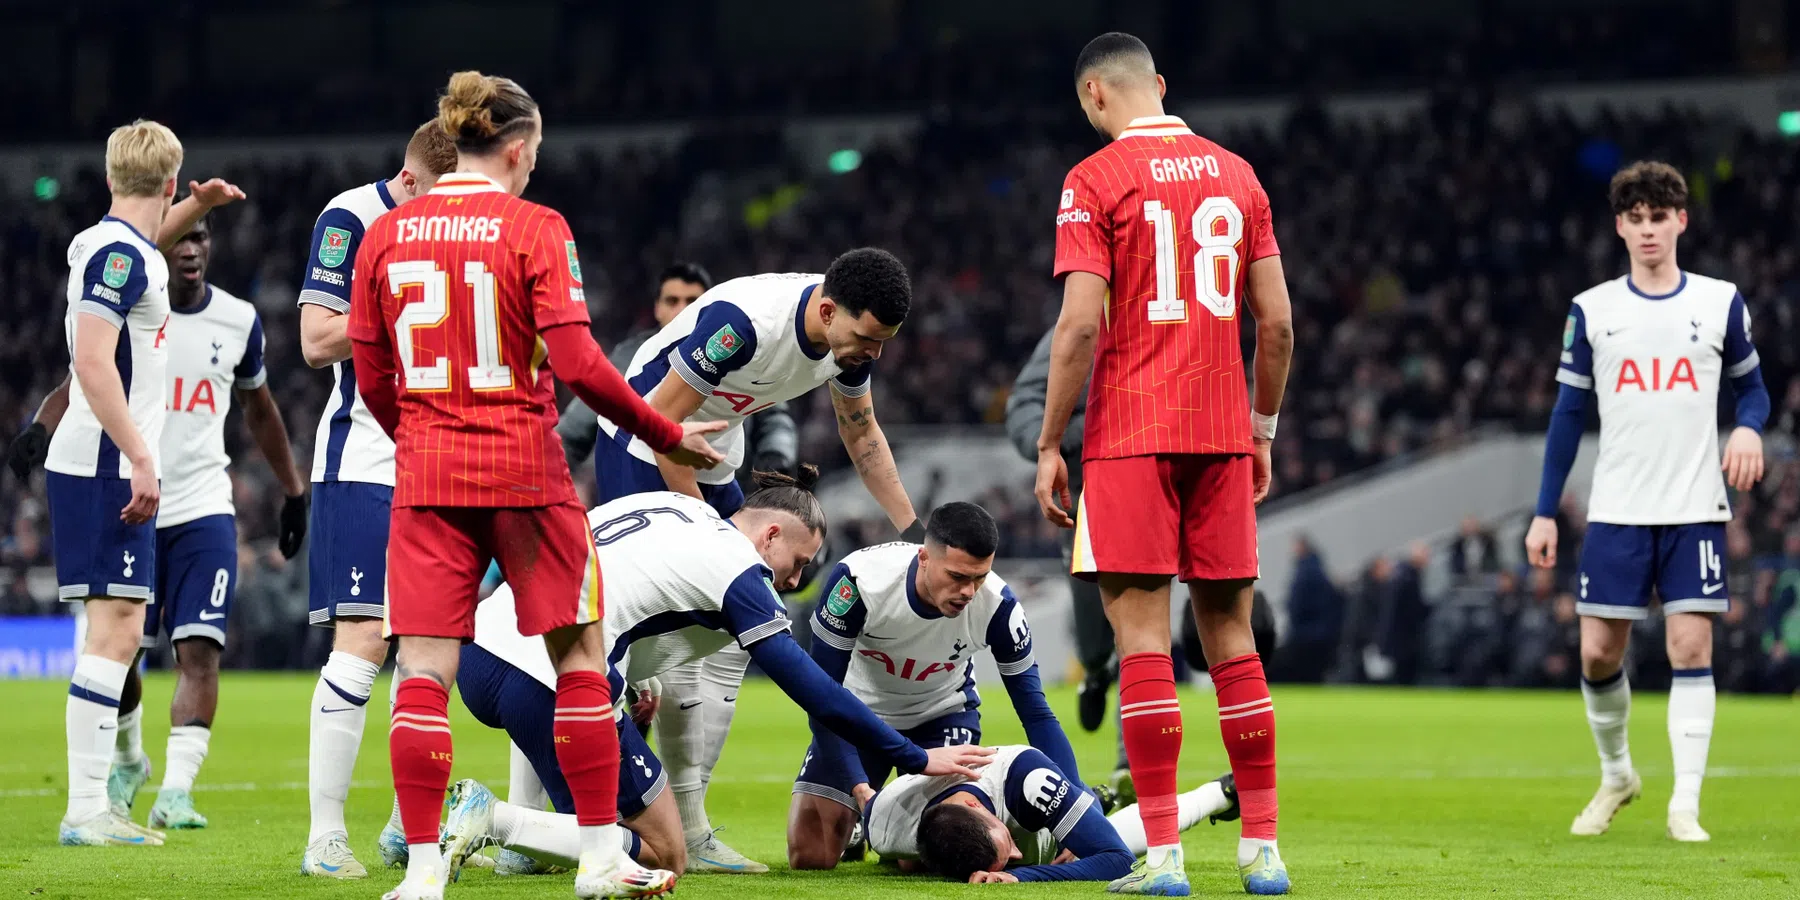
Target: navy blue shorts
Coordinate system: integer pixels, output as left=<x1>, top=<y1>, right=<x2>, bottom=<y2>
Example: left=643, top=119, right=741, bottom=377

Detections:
left=793, top=707, right=981, bottom=811
left=459, top=643, right=666, bottom=819
left=307, top=480, right=391, bottom=625
left=1578, top=522, right=1730, bottom=619
left=593, top=430, right=744, bottom=517
left=143, top=514, right=237, bottom=648
left=46, top=472, right=156, bottom=603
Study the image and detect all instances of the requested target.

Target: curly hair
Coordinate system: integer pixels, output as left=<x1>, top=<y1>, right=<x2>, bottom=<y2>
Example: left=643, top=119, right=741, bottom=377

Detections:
left=1609, top=161, right=1687, bottom=214
left=821, top=248, right=911, bottom=327
left=917, top=802, right=1001, bottom=882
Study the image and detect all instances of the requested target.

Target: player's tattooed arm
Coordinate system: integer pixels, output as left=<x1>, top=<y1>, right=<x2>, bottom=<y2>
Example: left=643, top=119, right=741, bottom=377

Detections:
left=648, top=373, right=710, bottom=500
left=833, top=388, right=917, bottom=531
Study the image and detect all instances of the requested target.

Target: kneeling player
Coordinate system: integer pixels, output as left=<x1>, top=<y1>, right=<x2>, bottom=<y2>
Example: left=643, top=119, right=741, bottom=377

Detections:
left=439, top=472, right=992, bottom=879
left=867, top=744, right=1237, bottom=884
left=787, top=502, right=1079, bottom=869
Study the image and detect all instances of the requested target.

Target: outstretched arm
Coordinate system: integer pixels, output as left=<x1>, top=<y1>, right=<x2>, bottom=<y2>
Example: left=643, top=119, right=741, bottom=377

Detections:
left=156, top=179, right=246, bottom=250
left=806, top=564, right=871, bottom=789
left=989, top=589, right=1080, bottom=782
left=832, top=386, right=916, bottom=531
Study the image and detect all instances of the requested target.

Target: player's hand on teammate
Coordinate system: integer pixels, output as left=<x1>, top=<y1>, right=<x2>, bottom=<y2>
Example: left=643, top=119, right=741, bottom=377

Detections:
left=665, top=421, right=728, bottom=469
left=123, top=460, right=160, bottom=524
left=188, top=178, right=248, bottom=209
left=968, top=871, right=1019, bottom=884
left=1722, top=426, right=1765, bottom=492
left=629, top=677, right=661, bottom=727
left=5, top=422, right=48, bottom=481
left=1251, top=437, right=1274, bottom=505
left=852, top=782, right=876, bottom=808
left=278, top=493, right=309, bottom=559
left=1524, top=515, right=1559, bottom=569
left=1033, top=450, right=1074, bottom=528
left=921, top=743, right=995, bottom=779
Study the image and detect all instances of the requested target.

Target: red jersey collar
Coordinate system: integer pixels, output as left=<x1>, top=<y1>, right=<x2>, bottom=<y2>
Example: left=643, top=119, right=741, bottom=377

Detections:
left=429, top=172, right=508, bottom=195
left=1118, top=115, right=1193, bottom=139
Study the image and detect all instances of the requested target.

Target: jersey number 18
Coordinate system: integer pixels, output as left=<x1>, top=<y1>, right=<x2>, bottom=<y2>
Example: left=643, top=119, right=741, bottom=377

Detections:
left=1142, top=196, right=1244, bottom=322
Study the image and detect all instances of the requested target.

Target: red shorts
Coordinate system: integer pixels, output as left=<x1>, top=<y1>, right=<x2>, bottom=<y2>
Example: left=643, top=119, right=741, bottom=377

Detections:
left=384, top=500, right=601, bottom=641
left=1072, top=453, right=1258, bottom=583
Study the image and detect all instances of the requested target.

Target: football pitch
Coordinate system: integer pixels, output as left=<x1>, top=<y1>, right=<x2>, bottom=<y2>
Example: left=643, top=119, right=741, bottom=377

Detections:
left=1, top=676, right=1795, bottom=899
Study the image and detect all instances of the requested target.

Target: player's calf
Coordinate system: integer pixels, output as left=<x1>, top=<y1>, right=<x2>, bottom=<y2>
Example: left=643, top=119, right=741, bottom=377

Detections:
left=786, top=793, right=857, bottom=870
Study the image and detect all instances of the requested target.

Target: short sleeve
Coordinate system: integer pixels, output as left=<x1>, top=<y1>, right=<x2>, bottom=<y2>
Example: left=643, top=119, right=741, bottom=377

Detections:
left=1052, top=165, right=1112, bottom=281
left=77, top=242, right=149, bottom=327
left=234, top=314, right=268, bottom=389
left=297, top=207, right=365, bottom=313
left=344, top=232, right=387, bottom=345
left=1555, top=304, right=1594, bottom=390
left=811, top=563, right=867, bottom=650
left=984, top=585, right=1036, bottom=676
left=1724, top=292, right=1761, bottom=378
left=525, top=211, right=592, bottom=332
left=1002, top=749, right=1096, bottom=840
left=830, top=361, right=873, bottom=398
left=1246, top=180, right=1280, bottom=262
left=670, top=301, right=759, bottom=392
left=721, top=564, right=791, bottom=649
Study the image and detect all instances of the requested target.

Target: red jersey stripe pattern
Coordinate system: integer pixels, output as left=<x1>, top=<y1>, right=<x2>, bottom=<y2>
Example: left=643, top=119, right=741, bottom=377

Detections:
left=347, top=173, right=589, bottom=508
left=1053, top=115, right=1279, bottom=460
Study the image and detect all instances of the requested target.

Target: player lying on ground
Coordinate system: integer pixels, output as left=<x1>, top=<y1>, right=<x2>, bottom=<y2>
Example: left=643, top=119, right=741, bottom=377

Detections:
left=1035, top=32, right=1295, bottom=896
left=865, top=744, right=1237, bottom=884
left=437, top=475, right=995, bottom=878
left=595, top=254, right=920, bottom=872
left=787, top=501, right=1080, bottom=869
left=1526, top=161, right=1768, bottom=844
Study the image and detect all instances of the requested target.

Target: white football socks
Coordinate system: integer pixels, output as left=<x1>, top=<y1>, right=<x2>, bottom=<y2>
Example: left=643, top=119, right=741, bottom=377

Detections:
left=493, top=800, right=636, bottom=868
left=1582, top=670, right=1634, bottom=787
left=309, top=651, right=380, bottom=842
left=695, top=643, right=748, bottom=819
left=1667, top=668, right=1715, bottom=815
left=161, top=725, right=210, bottom=792
left=654, top=660, right=710, bottom=840
left=67, top=654, right=129, bottom=822
left=114, top=705, right=146, bottom=767
left=1108, top=780, right=1233, bottom=856
left=509, top=740, right=549, bottom=810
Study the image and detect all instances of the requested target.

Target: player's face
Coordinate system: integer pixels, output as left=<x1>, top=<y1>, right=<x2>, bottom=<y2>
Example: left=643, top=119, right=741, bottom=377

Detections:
left=973, top=806, right=1022, bottom=871
left=755, top=519, right=825, bottom=591
left=1615, top=204, right=1686, bottom=266
left=654, top=278, right=705, bottom=326
left=917, top=545, right=993, bottom=617
left=822, top=305, right=900, bottom=369
left=163, top=218, right=210, bottom=291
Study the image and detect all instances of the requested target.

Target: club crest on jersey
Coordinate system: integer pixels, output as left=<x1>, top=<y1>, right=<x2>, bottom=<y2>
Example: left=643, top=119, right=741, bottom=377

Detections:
left=318, top=227, right=352, bottom=268
left=102, top=252, right=133, bottom=289
left=826, top=576, right=859, bottom=616
left=704, top=324, right=744, bottom=363
left=1562, top=314, right=1577, bottom=349
left=565, top=240, right=583, bottom=284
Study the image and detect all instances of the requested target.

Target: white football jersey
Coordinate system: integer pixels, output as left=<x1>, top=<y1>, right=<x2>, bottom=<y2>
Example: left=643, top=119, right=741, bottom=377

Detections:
left=811, top=542, right=1035, bottom=730
left=865, top=744, right=1083, bottom=865
left=47, top=218, right=171, bottom=480
left=1557, top=272, right=1759, bottom=524
left=157, top=285, right=267, bottom=527
left=598, top=273, right=873, bottom=485
left=298, top=181, right=399, bottom=486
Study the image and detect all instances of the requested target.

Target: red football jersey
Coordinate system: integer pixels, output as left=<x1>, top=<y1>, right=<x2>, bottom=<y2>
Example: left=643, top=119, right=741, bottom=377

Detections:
left=346, top=172, right=589, bottom=508
left=1053, top=115, right=1279, bottom=460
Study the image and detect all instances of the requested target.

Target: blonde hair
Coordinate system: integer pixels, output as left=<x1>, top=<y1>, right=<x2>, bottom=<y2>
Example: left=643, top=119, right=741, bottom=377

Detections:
left=106, top=119, right=183, bottom=198
left=405, top=120, right=458, bottom=177
left=436, top=70, right=537, bottom=154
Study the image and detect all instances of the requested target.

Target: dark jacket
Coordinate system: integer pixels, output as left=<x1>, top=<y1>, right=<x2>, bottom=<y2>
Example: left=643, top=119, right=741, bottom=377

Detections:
left=1005, top=329, right=1089, bottom=469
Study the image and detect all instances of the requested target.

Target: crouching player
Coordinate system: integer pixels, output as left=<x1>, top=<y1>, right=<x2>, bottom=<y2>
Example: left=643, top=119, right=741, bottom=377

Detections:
left=787, top=501, right=1080, bottom=868
left=867, top=745, right=1237, bottom=884
left=439, top=472, right=994, bottom=876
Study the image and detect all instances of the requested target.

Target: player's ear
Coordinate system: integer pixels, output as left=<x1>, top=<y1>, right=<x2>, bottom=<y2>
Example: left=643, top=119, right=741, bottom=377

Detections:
left=1676, top=209, right=1688, bottom=233
left=164, top=177, right=178, bottom=199
left=399, top=169, right=417, bottom=198
left=1155, top=73, right=1167, bottom=100
left=817, top=296, right=836, bottom=326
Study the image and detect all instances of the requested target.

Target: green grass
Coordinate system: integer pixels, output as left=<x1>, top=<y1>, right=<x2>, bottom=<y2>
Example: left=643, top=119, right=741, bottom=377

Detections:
left=0, top=676, right=1796, bottom=898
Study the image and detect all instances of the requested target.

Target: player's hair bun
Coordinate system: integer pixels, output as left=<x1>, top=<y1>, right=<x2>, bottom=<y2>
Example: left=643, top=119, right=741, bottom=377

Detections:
left=752, top=463, right=821, bottom=493
left=436, top=70, right=537, bottom=154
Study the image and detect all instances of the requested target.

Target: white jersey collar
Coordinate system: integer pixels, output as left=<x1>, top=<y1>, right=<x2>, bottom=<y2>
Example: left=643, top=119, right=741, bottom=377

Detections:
left=1119, top=115, right=1193, bottom=139
left=429, top=172, right=508, bottom=196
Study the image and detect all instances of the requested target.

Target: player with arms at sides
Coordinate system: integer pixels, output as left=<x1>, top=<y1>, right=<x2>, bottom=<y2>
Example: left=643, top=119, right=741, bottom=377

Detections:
left=865, top=745, right=1238, bottom=885
left=293, top=120, right=458, bottom=879
left=599, top=252, right=919, bottom=873
left=1526, top=161, right=1768, bottom=843
left=47, top=120, right=248, bottom=847
left=1033, top=33, right=1295, bottom=896
left=347, top=70, right=726, bottom=900
left=786, top=501, right=1080, bottom=869
left=435, top=473, right=993, bottom=878
left=34, top=216, right=307, bottom=832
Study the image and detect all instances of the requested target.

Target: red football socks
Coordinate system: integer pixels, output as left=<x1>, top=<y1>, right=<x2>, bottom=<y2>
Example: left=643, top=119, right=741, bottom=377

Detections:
left=1119, top=652, right=1183, bottom=848
left=1211, top=653, right=1278, bottom=840
left=554, top=669, right=621, bottom=827
left=389, top=677, right=454, bottom=845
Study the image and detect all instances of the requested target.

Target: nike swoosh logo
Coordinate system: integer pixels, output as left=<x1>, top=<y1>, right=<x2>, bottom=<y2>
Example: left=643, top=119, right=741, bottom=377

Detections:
left=678, top=700, right=702, bottom=710
left=1702, top=582, right=1724, bottom=594
left=695, top=857, right=749, bottom=871
left=319, top=706, right=357, bottom=714
left=198, top=611, right=226, bottom=620
left=749, top=379, right=777, bottom=385
left=862, top=633, right=893, bottom=640
left=1605, top=329, right=1625, bottom=336
left=723, top=695, right=738, bottom=703
left=317, top=862, right=342, bottom=872
left=98, top=723, right=117, bottom=731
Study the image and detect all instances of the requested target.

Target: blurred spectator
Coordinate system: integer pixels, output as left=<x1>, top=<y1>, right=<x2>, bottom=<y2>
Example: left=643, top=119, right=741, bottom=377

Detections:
left=1367, top=543, right=1431, bottom=684
left=1271, top=536, right=1343, bottom=683
left=1507, top=567, right=1580, bottom=687
left=1449, top=515, right=1501, bottom=579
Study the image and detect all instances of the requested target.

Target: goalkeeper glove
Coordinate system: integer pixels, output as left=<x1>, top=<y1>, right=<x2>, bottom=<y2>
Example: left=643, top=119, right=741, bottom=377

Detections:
left=6, top=423, right=48, bottom=482
left=278, top=493, right=310, bottom=559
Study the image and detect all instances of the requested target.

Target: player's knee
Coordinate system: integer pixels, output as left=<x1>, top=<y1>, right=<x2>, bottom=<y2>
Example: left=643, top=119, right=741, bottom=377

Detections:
left=635, top=824, right=686, bottom=874
left=787, top=839, right=841, bottom=871
left=333, top=617, right=389, bottom=664
left=1665, top=617, right=1714, bottom=669
left=85, top=606, right=145, bottom=663
left=172, top=639, right=221, bottom=679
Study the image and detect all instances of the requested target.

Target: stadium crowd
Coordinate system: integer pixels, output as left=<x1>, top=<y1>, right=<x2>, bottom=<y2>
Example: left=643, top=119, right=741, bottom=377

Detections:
left=3, top=92, right=1799, bottom=684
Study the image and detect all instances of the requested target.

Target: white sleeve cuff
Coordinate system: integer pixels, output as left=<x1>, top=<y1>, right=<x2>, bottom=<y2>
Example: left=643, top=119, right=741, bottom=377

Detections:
left=1726, top=351, right=1761, bottom=379
left=830, top=378, right=872, bottom=399
left=1555, top=369, right=1594, bottom=390
left=297, top=290, right=350, bottom=313
left=812, top=626, right=856, bottom=651
left=671, top=349, right=715, bottom=395
left=735, top=617, right=791, bottom=649
left=996, top=655, right=1036, bottom=677
left=77, top=301, right=126, bottom=329
left=235, top=369, right=268, bottom=390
